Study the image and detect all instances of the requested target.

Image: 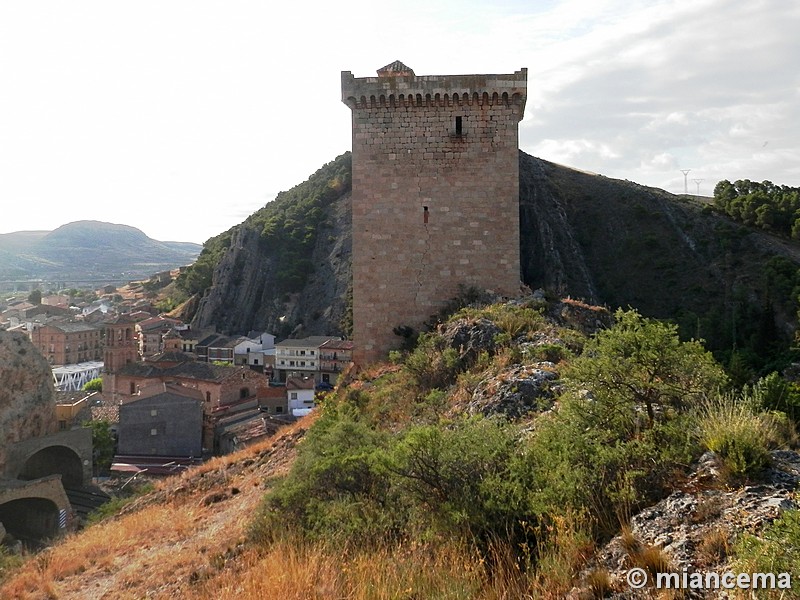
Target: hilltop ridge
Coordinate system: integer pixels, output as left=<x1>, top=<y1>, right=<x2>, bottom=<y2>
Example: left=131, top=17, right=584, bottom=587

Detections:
left=0, top=221, right=201, bottom=283
left=179, top=150, right=800, bottom=373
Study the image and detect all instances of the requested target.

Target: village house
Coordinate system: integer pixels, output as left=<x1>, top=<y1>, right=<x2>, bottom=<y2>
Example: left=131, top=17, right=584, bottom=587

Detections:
left=41, top=294, right=71, bottom=308
left=195, top=333, right=231, bottom=363
left=54, top=390, right=96, bottom=431
left=274, top=336, right=341, bottom=382
left=258, top=383, right=288, bottom=416
left=116, top=384, right=204, bottom=458
left=233, top=331, right=276, bottom=375
left=29, top=321, right=102, bottom=365
left=207, top=336, right=244, bottom=365
left=136, top=316, right=184, bottom=359
left=286, top=376, right=316, bottom=417
left=110, top=355, right=271, bottom=452
left=318, top=339, right=354, bottom=384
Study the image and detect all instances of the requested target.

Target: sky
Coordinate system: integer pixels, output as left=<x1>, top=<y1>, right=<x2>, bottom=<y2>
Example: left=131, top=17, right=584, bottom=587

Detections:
left=1, top=0, right=798, bottom=244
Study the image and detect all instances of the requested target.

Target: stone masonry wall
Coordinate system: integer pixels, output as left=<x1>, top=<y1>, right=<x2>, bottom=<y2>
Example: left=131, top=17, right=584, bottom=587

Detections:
left=343, top=68, right=527, bottom=364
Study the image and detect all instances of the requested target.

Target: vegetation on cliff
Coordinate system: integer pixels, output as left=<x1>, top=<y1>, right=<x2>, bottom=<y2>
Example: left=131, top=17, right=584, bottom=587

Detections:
left=176, top=153, right=351, bottom=297
left=242, top=298, right=797, bottom=596
left=713, top=179, right=800, bottom=239
left=2, top=297, right=798, bottom=598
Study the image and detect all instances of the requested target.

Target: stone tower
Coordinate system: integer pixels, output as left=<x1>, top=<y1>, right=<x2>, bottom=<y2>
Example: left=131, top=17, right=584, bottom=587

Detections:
left=102, top=315, right=138, bottom=402
left=342, top=62, right=527, bottom=364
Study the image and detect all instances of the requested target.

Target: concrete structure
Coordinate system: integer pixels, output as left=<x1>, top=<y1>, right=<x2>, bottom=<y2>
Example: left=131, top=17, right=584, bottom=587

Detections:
left=342, top=62, right=527, bottom=363
left=117, top=386, right=203, bottom=458
left=0, top=477, right=72, bottom=544
left=4, top=428, right=93, bottom=487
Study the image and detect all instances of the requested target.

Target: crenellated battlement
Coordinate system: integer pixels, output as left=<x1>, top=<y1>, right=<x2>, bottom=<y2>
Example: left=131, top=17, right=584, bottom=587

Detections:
left=341, top=69, right=527, bottom=111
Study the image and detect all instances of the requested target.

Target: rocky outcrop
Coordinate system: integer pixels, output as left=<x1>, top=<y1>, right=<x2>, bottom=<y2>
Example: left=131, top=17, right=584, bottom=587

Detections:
left=465, top=362, right=558, bottom=419
left=0, top=332, right=58, bottom=473
left=571, top=450, right=800, bottom=598
left=191, top=192, right=351, bottom=339
left=439, top=317, right=502, bottom=363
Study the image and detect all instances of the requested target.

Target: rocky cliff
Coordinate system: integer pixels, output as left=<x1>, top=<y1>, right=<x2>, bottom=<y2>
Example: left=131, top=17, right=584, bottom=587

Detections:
left=185, top=150, right=800, bottom=363
left=0, top=332, right=58, bottom=473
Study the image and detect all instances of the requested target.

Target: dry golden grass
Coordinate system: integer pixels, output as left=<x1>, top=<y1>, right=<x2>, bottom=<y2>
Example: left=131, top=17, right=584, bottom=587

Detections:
left=0, top=417, right=311, bottom=600
left=0, top=411, right=593, bottom=600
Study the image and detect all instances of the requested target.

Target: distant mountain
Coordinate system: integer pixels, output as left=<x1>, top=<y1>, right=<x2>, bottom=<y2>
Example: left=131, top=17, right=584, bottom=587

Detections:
left=0, top=221, right=202, bottom=283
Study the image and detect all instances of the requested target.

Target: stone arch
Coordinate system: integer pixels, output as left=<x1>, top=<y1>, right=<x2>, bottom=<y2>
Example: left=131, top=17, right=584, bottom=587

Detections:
left=0, top=496, right=61, bottom=544
left=18, top=445, right=84, bottom=488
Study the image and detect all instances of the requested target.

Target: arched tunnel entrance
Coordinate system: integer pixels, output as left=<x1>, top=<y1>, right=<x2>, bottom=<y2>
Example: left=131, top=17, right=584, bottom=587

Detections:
left=18, top=445, right=84, bottom=488
left=0, top=497, right=61, bottom=545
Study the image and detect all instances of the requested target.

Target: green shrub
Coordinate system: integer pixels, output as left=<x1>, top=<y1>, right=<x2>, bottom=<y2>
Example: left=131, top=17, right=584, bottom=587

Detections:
left=565, top=308, right=727, bottom=429
left=82, top=377, right=102, bottom=392
left=404, top=333, right=462, bottom=390
left=734, top=509, right=800, bottom=595
left=520, top=403, right=697, bottom=536
left=698, top=394, right=774, bottom=479
left=250, top=405, right=393, bottom=546
left=387, top=417, right=526, bottom=546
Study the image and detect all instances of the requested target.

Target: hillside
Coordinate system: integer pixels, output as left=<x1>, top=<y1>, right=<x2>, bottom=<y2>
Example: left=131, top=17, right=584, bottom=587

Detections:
left=2, top=297, right=797, bottom=598
left=0, top=221, right=202, bottom=283
left=181, top=150, right=800, bottom=373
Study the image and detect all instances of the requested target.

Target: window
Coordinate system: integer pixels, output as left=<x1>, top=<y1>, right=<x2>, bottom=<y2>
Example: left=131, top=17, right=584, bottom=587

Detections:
left=276, top=406, right=284, bottom=414
left=455, top=115, right=463, bottom=135
left=151, top=409, right=158, bottom=417
left=290, top=392, right=298, bottom=400
left=130, top=382, right=136, bottom=395
left=253, top=359, right=259, bottom=365
left=206, top=391, right=211, bottom=403
left=150, top=428, right=158, bottom=436
left=300, top=350, right=306, bottom=356
left=240, top=388, right=249, bottom=399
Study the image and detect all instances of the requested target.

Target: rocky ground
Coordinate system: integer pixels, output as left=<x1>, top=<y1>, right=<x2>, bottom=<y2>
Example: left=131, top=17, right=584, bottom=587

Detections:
left=569, top=450, right=800, bottom=599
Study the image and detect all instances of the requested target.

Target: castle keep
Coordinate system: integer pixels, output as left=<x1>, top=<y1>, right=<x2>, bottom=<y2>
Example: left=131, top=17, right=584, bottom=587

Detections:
left=342, top=61, right=527, bottom=364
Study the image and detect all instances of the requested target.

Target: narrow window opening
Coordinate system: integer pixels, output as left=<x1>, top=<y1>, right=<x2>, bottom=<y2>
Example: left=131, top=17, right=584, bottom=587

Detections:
left=455, top=116, right=463, bottom=135
left=423, top=206, right=429, bottom=224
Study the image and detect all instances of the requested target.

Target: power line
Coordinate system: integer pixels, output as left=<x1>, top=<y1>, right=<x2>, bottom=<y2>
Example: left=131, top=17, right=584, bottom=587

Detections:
left=680, top=169, right=691, bottom=194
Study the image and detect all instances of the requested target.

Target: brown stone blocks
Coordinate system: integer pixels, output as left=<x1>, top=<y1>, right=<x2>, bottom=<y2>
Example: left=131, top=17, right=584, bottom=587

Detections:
left=343, top=67, right=527, bottom=364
